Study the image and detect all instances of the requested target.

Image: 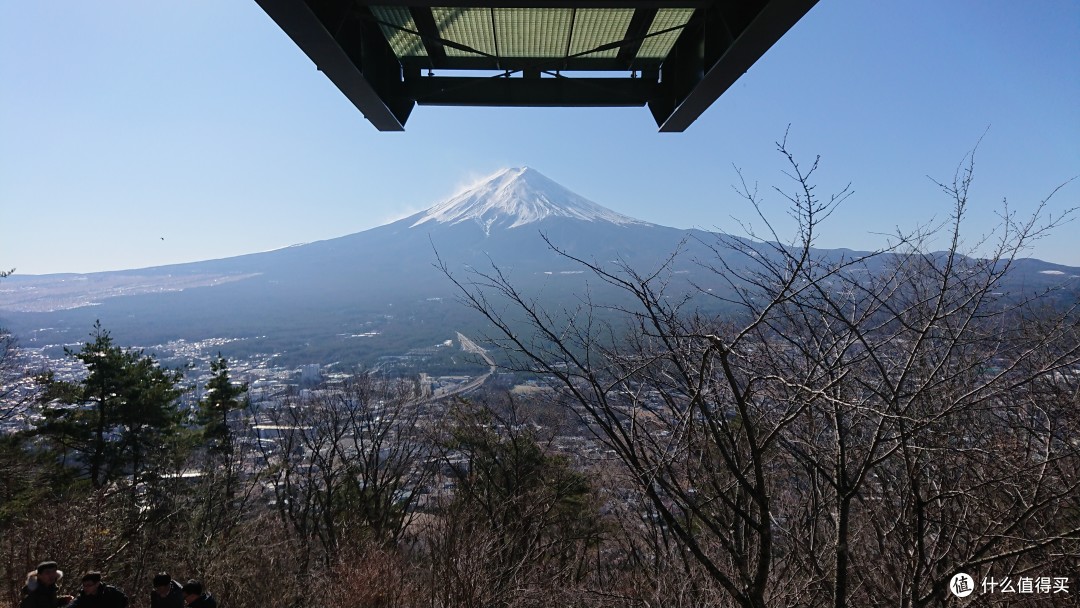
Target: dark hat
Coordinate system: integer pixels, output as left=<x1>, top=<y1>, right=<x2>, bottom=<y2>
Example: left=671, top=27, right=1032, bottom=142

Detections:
left=152, top=573, right=172, bottom=587
left=181, top=580, right=203, bottom=596
left=36, top=561, right=59, bottom=574
left=82, top=572, right=102, bottom=584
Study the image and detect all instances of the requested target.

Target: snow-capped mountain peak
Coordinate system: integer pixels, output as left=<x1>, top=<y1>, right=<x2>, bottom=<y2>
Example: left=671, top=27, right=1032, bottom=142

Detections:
left=410, top=167, right=650, bottom=233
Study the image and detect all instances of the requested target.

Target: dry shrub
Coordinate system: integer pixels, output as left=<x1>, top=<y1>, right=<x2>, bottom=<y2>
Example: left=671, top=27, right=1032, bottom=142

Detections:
left=310, top=542, right=420, bottom=608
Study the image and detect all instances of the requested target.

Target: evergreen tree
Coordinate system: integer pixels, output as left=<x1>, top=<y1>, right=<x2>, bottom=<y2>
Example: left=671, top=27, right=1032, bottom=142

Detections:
left=188, top=354, right=250, bottom=552
left=198, top=354, right=248, bottom=456
left=35, top=321, right=184, bottom=488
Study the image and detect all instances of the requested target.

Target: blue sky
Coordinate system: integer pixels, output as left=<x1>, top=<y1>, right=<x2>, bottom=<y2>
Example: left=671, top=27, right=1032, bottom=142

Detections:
left=2, top=0, right=1077, bottom=275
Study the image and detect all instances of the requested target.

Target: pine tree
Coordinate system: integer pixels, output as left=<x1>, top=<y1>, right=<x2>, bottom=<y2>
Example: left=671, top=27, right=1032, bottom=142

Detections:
left=198, top=354, right=248, bottom=456
left=189, top=354, right=250, bottom=554
left=35, top=321, right=184, bottom=489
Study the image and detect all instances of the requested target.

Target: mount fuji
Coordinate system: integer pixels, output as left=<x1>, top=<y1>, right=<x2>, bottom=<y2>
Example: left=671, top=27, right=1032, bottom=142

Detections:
left=0, top=168, right=712, bottom=364
left=410, top=167, right=649, bottom=232
left=2, top=168, right=1077, bottom=367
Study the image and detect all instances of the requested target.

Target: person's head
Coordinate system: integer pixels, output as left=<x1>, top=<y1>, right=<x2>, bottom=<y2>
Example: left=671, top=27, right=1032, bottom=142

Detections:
left=36, top=562, right=61, bottom=587
left=153, top=573, right=173, bottom=598
left=81, top=572, right=102, bottom=596
left=181, top=580, right=203, bottom=605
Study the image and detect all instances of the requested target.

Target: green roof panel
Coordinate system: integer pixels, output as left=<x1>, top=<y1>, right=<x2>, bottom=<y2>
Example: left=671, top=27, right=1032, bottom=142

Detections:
left=371, top=6, right=427, bottom=58
left=493, top=8, right=573, bottom=58
left=568, top=8, right=635, bottom=59
left=433, top=7, right=496, bottom=57
left=638, top=8, right=694, bottom=59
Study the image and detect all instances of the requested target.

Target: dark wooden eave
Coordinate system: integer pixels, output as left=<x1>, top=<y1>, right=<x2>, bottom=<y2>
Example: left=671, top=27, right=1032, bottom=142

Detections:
left=254, top=0, right=818, bottom=132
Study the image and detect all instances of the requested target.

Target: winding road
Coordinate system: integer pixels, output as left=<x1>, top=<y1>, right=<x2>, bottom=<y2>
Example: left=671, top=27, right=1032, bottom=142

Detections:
left=430, top=332, right=496, bottom=398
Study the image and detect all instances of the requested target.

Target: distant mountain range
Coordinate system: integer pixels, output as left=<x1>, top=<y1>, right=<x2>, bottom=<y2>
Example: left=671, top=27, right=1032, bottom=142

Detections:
left=2, top=168, right=1078, bottom=368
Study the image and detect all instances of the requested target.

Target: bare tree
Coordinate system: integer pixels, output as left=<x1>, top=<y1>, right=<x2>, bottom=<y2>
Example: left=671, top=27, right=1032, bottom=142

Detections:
left=0, top=329, right=19, bottom=423
left=0, top=268, right=25, bottom=423
left=259, top=370, right=431, bottom=604
left=441, top=140, right=1079, bottom=607
left=761, top=155, right=1080, bottom=607
left=427, top=396, right=603, bottom=607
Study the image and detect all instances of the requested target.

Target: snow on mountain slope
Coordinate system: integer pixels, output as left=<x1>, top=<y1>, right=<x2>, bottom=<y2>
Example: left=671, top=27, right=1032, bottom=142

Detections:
left=409, top=167, right=651, bottom=234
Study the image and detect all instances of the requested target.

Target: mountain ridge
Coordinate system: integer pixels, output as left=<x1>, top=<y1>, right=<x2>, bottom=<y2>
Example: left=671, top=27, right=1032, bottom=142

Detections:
left=1, top=169, right=1077, bottom=367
